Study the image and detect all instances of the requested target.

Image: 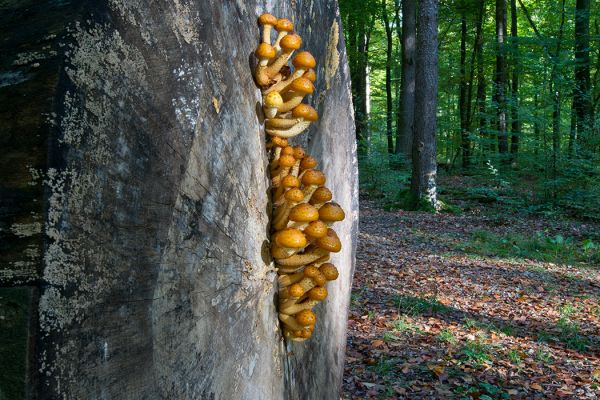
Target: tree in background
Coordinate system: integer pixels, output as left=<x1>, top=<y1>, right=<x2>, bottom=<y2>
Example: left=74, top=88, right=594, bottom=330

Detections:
left=410, top=0, right=439, bottom=210
left=397, top=0, right=416, bottom=158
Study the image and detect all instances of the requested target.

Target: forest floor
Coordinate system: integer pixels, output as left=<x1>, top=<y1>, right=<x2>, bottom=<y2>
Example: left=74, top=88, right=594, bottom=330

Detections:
left=342, top=176, right=600, bottom=399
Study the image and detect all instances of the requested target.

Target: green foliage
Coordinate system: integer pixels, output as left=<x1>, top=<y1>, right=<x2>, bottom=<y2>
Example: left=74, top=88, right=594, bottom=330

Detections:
left=394, top=295, right=451, bottom=316
left=507, top=349, right=522, bottom=365
left=461, top=339, right=492, bottom=367
left=458, top=229, right=600, bottom=266
left=456, top=381, right=510, bottom=400
left=437, top=329, right=458, bottom=345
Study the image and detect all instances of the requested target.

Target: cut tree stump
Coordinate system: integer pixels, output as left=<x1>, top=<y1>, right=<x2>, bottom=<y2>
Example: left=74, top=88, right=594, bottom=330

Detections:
left=0, top=1, right=358, bottom=399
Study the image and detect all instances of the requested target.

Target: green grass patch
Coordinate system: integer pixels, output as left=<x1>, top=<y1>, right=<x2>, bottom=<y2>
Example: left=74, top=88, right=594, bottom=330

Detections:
left=437, top=329, right=458, bottom=345
left=394, top=295, right=451, bottom=316
left=460, top=339, right=492, bottom=367
left=458, top=230, right=600, bottom=266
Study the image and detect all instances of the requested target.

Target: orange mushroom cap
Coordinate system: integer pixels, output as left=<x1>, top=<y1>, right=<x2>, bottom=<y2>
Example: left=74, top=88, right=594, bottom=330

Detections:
left=319, top=263, right=339, bottom=281
left=310, top=187, right=333, bottom=204
left=256, top=43, right=276, bottom=59
left=258, top=13, right=277, bottom=26
left=307, top=287, right=328, bottom=301
left=274, top=228, right=307, bottom=249
left=289, top=77, right=314, bottom=94
left=292, top=51, right=316, bottom=69
left=301, top=170, right=326, bottom=186
left=280, top=33, right=302, bottom=50
left=292, top=104, right=318, bottom=122
left=276, top=18, right=294, bottom=32
left=303, top=68, right=317, bottom=82
left=284, top=188, right=304, bottom=202
left=288, top=203, right=319, bottom=223
left=296, top=309, right=316, bottom=326
left=303, top=220, right=328, bottom=239
left=316, top=228, right=342, bottom=252
left=319, top=202, right=345, bottom=223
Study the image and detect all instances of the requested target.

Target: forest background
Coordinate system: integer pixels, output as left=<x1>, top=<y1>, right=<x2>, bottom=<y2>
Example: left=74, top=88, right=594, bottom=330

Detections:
left=340, top=0, right=599, bottom=221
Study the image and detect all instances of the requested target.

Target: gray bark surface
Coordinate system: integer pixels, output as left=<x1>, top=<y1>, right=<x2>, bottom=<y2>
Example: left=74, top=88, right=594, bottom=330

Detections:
left=410, top=0, right=438, bottom=208
left=0, top=1, right=358, bottom=399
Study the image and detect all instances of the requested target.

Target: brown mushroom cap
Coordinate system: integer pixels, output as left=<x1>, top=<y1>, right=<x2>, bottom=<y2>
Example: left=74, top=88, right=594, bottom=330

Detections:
left=307, top=287, right=328, bottom=301
left=277, top=154, right=296, bottom=168
left=292, top=51, right=316, bottom=69
left=301, top=169, right=326, bottom=186
left=264, top=91, right=283, bottom=108
left=258, top=13, right=277, bottom=26
left=295, top=328, right=312, bottom=339
left=316, top=228, right=342, bottom=252
left=312, top=271, right=327, bottom=287
left=256, top=43, right=277, bottom=59
left=289, top=77, right=314, bottom=94
left=319, top=263, right=339, bottom=281
left=293, top=146, right=306, bottom=159
left=281, top=175, right=300, bottom=189
left=276, top=18, right=294, bottom=32
left=284, top=188, right=304, bottom=202
left=275, top=228, right=307, bottom=248
left=288, top=283, right=305, bottom=298
left=295, top=309, right=316, bottom=326
left=288, top=203, right=319, bottom=223
left=281, top=146, right=295, bottom=156
left=300, top=156, right=317, bottom=170
left=271, top=136, right=288, bottom=147
left=292, top=104, right=318, bottom=121
left=280, top=33, right=302, bottom=50
left=319, top=202, right=345, bottom=223
left=310, top=187, right=333, bottom=204
left=303, top=220, right=328, bottom=239
left=303, top=265, right=319, bottom=278
left=303, top=69, right=317, bottom=82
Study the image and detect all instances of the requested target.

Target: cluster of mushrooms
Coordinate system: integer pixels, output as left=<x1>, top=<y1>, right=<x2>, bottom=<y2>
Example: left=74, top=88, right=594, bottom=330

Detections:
left=255, top=13, right=346, bottom=342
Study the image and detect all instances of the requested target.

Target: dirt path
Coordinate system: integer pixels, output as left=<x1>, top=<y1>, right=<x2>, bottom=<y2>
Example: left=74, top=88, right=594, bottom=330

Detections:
left=342, top=199, right=600, bottom=399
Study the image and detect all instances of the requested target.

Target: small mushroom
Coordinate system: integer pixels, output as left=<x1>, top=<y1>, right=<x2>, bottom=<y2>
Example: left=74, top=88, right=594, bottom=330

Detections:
left=309, top=187, right=333, bottom=209
left=278, top=309, right=315, bottom=331
left=289, top=146, right=306, bottom=177
left=319, top=263, right=339, bottom=281
left=276, top=228, right=341, bottom=267
left=271, top=228, right=307, bottom=259
left=271, top=154, right=296, bottom=188
left=274, top=18, right=294, bottom=52
left=279, top=287, right=328, bottom=315
left=254, top=43, right=277, bottom=86
left=264, top=33, right=302, bottom=80
left=277, top=77, right=315, bottom=113
left=286, top=203, right=320, bottom=230
left=263, top=91, right=283, bottom=118
left=319, top=202, right=346, bottom=226
left=302, top=220, right=328, bottom=242
left=301, top=169, right=326, bottom=202
left=277, top=254, right=329, bottom=275
left=264, top=52, right=317, bottom=94
left=266, top=103, right=319, bottom=138
left=270, top=145, right=295, bottom=171
left=273, top=188, right=305, bottom=230
left=258, top=13, right=278, bottom=44
left=273, top=174, right=300, bottom=205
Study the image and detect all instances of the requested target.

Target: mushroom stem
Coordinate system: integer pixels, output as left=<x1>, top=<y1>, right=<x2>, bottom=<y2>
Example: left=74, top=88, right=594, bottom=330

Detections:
left=278, top=313, right=311, bottom=331
left=275, top=247, right=330, bottom=267
left=278, top=271, right=305, bottom=287
left=266, top=121, right=311, bottom=139
left=280, top=299, right=321, bottom=315
left=277, top=255, right=329, bottom=274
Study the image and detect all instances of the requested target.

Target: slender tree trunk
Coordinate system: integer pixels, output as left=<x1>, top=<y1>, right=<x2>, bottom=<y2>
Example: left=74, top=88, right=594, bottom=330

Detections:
left=382, top=0, right=394, bottom=154
left=398, top=0, right=416, bottom=157
left=410, top=0, right=439, bottom=210
left=534, top=94, right=540, bottom=155
left=569, top=96, right=577, bottom=157
left=494, top=0, right=508, bottom=155
left=574, top=0, right=593, bottom=146
left=459, top=8, right=469, bottom=167
left=510, top=0, right=520, bottom=157
left=475, top=0, right=487, bottom=159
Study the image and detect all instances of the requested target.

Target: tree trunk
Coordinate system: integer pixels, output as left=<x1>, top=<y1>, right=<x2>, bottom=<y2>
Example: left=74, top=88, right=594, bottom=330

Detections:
left=510, top=0, right=520, bottom=156
left=569, top=95, right=578, bottom=157
left=382, top=0, right=395, bottom=154
left=410, top=0, right=439, bottom=210
left=459, top=8, right=469, bottom=168
left=475, top=0, right=487, bottom=159
left=574, top=0, right=593, bottom=146
left=397, top=0, right=417, bottom=157
left=495, top=0, right=509, bottom=155
left=0, top=1, right=358, bottom=399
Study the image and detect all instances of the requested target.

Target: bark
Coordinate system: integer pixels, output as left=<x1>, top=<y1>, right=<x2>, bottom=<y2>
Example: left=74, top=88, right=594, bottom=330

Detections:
left=494, top=0, right=509, bottom=155
left=475, top=0, right=487, bottom=157
left=410, top=0, right=439, bottom=209
left=574, top=0, right=593, bottom=144
left=0, top=1, right=358, bottom=399
left=397, top=0, right=417, bottom=158
left=459, top=8, right=469, bottom=167
left=382, top=0, right=395, bottom=154
left=569, top=95, right=578, bottom=158
left=510, top=0, right=520, bottom=156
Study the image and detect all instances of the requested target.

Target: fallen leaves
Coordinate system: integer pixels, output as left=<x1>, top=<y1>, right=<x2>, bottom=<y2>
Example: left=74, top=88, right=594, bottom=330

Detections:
left=343, top=196, right=600, bottom=399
